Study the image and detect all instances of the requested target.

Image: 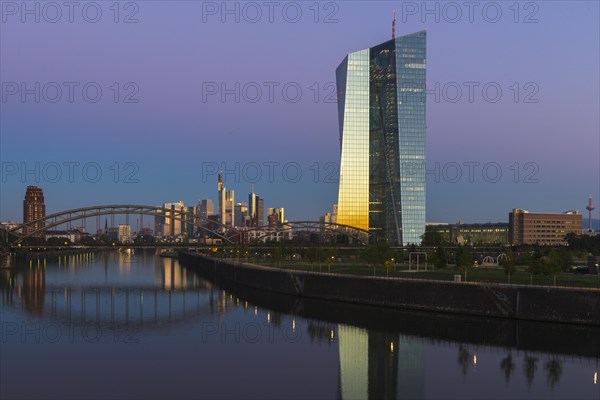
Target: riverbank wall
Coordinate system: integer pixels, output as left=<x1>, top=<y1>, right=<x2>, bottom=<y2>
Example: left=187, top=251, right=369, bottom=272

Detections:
left=179, top=252, right=600, bottom=326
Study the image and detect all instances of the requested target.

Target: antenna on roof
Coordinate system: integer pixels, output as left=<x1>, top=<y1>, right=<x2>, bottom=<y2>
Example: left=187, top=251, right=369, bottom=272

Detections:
left=392, top=10, right=396, bottom=39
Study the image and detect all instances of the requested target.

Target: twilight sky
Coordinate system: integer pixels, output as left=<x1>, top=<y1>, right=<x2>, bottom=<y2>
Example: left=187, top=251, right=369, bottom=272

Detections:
left=1, top=1, right=599, bottom=226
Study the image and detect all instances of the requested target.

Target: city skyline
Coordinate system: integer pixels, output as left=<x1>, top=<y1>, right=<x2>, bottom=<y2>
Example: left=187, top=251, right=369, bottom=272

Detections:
left=1, top=2, right=598, bottom=225
left=2, top=4, right=599, bottom=400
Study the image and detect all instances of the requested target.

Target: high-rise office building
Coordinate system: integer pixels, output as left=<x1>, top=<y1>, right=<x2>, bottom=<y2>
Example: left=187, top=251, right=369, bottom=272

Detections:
left=23, top=185, right=46, bottom=237
left=182, top=206, right=195, bottom=237
left=196, top=199, right=214, bottom=234
left=336, top=31, right=426, bottom=245
left=162, top=201, right=185, bottom=237
left=217, top=168, right=235, bottom=227
left=198, top=199, right=214, bottom=220
left=267, top=208, right=285, bottom=227
left=248, top=190, right=264, bottom=227
left=257, top=198, right=264, bottom=227
left=234, top=202, right=249, bottom=227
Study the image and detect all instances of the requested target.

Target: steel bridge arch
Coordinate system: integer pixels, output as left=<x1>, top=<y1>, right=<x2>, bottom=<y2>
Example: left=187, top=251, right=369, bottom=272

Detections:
left=8, top=205, right=371, bottom=246
left=10, top=205, right=239, bottom=245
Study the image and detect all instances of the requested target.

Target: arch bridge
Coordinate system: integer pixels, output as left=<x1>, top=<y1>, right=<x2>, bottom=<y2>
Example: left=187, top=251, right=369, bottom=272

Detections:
left=5, top=205, right=370, bottom=246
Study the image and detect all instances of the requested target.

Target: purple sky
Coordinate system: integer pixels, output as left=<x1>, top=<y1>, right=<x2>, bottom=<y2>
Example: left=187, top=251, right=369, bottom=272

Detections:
left=1, top=1, right=599, bottom=225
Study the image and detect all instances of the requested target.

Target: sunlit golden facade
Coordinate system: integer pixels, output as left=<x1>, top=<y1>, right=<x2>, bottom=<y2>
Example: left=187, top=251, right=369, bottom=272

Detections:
left=336, top=32, right=427, bottom=245
left=336, top=49, right=371, bottom=232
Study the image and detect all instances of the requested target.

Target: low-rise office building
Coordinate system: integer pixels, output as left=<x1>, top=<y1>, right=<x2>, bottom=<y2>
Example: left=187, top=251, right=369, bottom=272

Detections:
left=509, top=208, right=582, bottom=245
left=426, top=222, right=509, bottom=245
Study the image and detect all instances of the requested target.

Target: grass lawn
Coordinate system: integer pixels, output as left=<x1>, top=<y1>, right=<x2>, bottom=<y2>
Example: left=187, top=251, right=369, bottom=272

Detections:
left=250, top=260, right=600, bottom=289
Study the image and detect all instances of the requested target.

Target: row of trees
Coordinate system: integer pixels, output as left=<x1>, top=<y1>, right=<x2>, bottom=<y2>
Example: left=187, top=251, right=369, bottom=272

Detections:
left=565, top=232, right=600, bottom=253
left=401, top=243, right=580, bottom=282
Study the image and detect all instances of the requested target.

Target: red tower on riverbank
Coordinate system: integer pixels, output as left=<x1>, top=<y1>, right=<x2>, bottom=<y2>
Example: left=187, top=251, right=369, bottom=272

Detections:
left=23, top=185, right=45, bottom=237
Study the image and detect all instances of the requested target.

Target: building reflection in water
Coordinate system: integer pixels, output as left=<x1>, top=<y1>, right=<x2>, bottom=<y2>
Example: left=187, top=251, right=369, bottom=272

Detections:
left=338, top=325, right=423, bottom=400
left=0, top=259, right=46, bottom=315
left=23, top=262, right=45, bottom=315
left=158, top=256, right=197, bottom=290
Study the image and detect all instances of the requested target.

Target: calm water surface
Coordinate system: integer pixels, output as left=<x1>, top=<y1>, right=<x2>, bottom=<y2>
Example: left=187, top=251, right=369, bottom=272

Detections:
left=1, top=250, right=598, bottom=399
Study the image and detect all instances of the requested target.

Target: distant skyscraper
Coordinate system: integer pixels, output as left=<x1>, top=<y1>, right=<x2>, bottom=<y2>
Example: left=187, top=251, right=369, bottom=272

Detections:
left=196, top=199, right=215, bottom=233
left=23, top=185, right=45, bottom=237
left=162, top=201, right=185, bottom=237
left=182, top=206, right=195, bottom=237
left=257, top=198, right=264, bottom=227
left=248, top=189, right=264, bottom=227
left=218, top=167, right=226, bottom=223
left=336, top=31, right=427, bottom=245
left=198, top=199, right=214, bottom=219
left=267, top=208, right=285, bottom=227
left=217, top=167, right=235, bottom=227
left=234, top=202, right=249, bottom=227
left=154, top=211, right=165, bottom=238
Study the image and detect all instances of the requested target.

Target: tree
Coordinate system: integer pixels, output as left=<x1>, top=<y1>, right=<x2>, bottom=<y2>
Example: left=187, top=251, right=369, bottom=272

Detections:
left=22, top=237, right=46, bottom=246
left=47, top=237, right=71, bottom=246
left=362, top=244, right=393, bottom=266
left=526, top=251, right=544, bottom=284
left=432, top=246, right=448, bottom=269
left=456, top=245, right=473, bottom=281
left=566, top=232, right=600, bottom=253
left=306, top=247, right=325, bottom=263
left=556, top=249, right=573, bottom=271
left=421, top=229, right=444, bottom=246
left=133, top=234, right=155, bottom=244
left=542, top=251, right=563, bottom=285
left=79, top=235, right=97, bottom=246
left=500, top=248, right=516, bottom=282
left=273, top=245, right=283, bottom=266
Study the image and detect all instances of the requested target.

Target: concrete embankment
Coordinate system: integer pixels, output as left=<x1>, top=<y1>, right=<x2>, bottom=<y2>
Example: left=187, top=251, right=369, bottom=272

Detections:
left=179, top=252, right=600, bottom=326
left=192, top=268, right=600, bottom=359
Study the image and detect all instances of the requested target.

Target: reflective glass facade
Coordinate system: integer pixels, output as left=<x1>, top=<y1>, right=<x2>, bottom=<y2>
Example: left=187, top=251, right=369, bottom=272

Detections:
left=336, top=31, right=426, bottom=245
left=336, top=49, right=370, bottom=231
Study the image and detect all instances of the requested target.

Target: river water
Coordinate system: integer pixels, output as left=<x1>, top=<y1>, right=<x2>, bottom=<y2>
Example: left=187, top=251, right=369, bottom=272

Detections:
left=1, top=250, right=598, bottom=399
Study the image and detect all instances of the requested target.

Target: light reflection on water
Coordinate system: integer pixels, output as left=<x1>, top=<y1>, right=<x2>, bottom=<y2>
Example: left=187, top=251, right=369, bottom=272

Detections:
left=1, top=250, right=598, bottom=399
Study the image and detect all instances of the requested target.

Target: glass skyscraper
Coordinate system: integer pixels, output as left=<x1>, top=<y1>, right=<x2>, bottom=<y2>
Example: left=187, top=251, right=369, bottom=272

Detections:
left=336, top=31, right=426, bottom=245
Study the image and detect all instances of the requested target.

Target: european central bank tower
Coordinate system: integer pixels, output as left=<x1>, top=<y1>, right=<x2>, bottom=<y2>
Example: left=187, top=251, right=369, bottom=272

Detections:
left=336, top=31, right=426, bottom=245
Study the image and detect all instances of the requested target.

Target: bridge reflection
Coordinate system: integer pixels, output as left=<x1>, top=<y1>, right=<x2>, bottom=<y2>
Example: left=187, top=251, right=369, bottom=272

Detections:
left=0, top=252, right=241, bottom=330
